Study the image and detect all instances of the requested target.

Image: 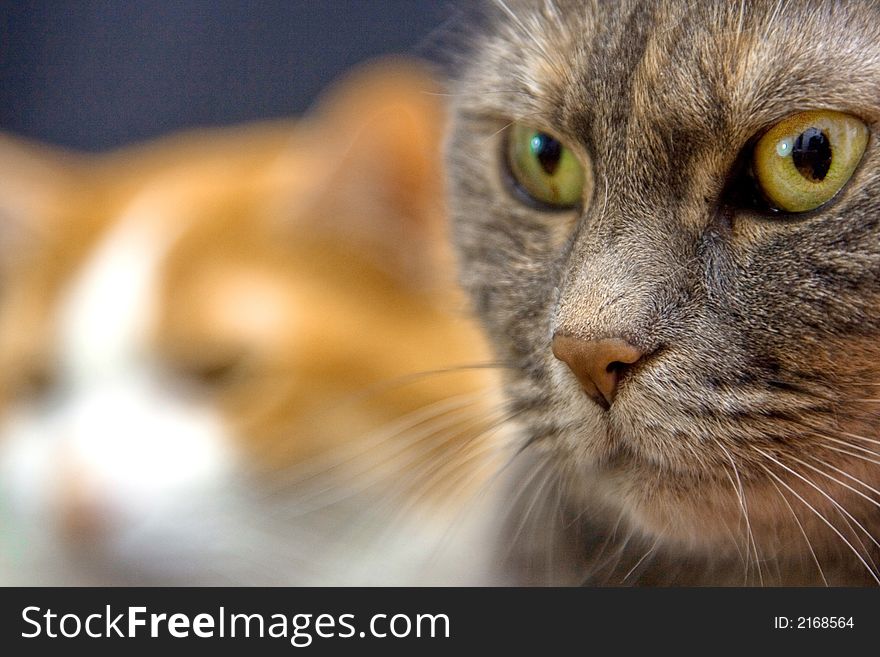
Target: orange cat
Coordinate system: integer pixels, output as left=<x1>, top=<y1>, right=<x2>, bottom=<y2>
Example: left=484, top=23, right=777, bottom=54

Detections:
left=0, top=60, right=502, bottom=585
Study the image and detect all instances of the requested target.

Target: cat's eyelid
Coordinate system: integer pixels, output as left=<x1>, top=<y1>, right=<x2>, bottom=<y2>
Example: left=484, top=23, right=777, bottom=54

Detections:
left=756, top=107, right=869, bottom=135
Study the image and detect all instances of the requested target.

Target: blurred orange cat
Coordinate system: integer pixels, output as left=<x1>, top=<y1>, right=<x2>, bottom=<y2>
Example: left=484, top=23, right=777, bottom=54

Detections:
left=0, top=60, right=501, bottom=585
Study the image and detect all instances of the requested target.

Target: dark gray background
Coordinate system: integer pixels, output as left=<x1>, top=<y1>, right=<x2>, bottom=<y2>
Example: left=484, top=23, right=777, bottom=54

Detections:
left=0, top=1, right=456, bottom=152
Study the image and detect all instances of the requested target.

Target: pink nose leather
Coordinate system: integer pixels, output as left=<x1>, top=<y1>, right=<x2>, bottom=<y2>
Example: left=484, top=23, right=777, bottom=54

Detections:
left=551, top=335, right=644, bottom=409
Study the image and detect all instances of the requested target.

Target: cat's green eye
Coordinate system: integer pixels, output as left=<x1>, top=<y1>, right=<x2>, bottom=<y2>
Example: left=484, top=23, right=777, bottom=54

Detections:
left=506, top=124, right=585, bottom=209
left=752, top=110, right=869, bottom=213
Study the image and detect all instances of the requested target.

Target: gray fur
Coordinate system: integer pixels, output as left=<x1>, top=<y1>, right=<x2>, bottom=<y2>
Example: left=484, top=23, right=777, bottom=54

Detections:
left=446, top=0, right=880, bottom=585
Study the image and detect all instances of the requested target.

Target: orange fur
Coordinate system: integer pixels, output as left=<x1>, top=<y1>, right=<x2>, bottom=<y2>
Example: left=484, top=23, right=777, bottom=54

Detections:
left=0, top=60, right=500, bottom=584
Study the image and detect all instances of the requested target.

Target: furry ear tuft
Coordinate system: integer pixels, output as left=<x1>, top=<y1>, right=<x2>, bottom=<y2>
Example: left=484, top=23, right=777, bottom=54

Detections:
left=0, top=134, right=79, bottom=275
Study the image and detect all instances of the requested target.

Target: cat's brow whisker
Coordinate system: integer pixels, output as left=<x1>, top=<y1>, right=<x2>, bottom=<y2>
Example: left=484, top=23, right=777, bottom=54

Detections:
left=479, top=111, right=546, bottom=147
left=599, top=176, right=610, bottom=222
left=484, top=120, right=517, bottom=146
left=756, top=462, right=880, bottom=585
left=492, top=0, right=556, bottom=64
left=409, top=1, right=467, bottom=60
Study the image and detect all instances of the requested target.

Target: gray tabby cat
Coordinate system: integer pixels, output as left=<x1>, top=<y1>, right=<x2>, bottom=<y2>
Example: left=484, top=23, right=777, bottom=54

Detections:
left=446, top=0, right=880, bottom=584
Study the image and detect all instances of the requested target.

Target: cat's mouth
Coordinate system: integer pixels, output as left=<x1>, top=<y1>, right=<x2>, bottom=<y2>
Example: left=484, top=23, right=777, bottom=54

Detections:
left=592, top=431, right=713, bottom=480
left=547, top=345, right=699, bottom=465
left=568, top=401, right=716, bottom=479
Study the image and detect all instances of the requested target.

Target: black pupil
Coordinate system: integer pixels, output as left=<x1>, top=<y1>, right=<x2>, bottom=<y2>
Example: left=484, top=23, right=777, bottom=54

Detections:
left=791, top=127, right=832, bottom=182
left=533, top=133, right=563, bottom=175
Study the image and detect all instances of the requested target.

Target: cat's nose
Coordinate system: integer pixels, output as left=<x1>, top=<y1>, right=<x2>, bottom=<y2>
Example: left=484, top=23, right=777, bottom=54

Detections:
left=551, top=335, right=644, bottom=409
left=55, top=472, right=109, bottom=543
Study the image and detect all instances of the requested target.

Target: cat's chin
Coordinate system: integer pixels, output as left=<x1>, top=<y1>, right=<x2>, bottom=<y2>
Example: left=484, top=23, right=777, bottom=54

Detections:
left=584, top=453, right=877, bottom=568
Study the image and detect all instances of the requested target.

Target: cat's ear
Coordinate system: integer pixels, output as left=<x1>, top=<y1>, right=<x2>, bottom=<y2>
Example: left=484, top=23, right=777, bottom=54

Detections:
left=300, top=58, right=451, bottom=285
left=0, top=134, right=76, bottom=277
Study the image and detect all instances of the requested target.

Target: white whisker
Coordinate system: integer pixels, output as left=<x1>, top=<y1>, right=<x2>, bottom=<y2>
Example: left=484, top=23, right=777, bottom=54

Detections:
left=766, top=476, right=828, bottom=586
left=822, top=444, right=880, bottom=467
left=621, top=532, right=663, bottom=584
left=753, top=447, right=880, bottom=553
left=793, top=455, right=880, bottom=512
left=836, top=431, right=880, bottom=449
left=821, top=435, right=880, bottom=458
left=269, top=402, right=504, bottom=518
left=755, top=462, right=879, bottom=585
left=259, top=391, right=491, bottom=494
left=717, top=442, right=761, bottom=585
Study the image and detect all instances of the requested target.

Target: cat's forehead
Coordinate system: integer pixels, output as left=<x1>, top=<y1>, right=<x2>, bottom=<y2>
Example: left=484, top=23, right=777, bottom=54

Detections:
left=471, top=0, right=880, bottom=142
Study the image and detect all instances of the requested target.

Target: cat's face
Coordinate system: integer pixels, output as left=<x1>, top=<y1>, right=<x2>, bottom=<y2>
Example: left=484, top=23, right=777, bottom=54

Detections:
left=448, top=0, right=880, bottom=578
left=0, top=62, right=492, bottom=584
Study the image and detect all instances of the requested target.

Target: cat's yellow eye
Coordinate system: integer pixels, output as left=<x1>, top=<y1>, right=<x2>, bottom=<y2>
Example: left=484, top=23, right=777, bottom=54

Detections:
left=752, top=110, right=868, bottom=213
left=506, top=123, right=585, bottom=208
